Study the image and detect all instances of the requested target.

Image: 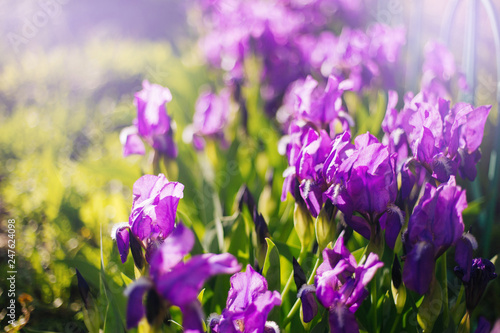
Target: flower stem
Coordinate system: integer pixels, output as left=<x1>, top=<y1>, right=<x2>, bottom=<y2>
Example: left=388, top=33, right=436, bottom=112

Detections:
left=371, top=273, right=378, bottom=333
left=440, top=255, right=449, bottom=327
left=152, top=149, right=161, bottom=176
left=389, top=312, right=401, bottom=333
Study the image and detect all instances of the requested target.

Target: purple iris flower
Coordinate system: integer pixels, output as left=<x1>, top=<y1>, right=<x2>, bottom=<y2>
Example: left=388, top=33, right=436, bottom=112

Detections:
left=441, top=101, right=491, bottom=181
left=381, top=90, right=411, bottom=170
left=303, top=24, right=405, bottom=92
left=280, top=127, right=333, bottom=217
left=198, top=0, right=395, bottom=116
left=402, top=177, right=466, bottom=294
left=315, top=235, right=383, bottom=333
left=455, top=258, right=497, bottom=313
left=293, top=75, right=353, bottom=132
left=209, top=264, right=282, bottom=333
left=454, top=235, right=497, bottom=313
left=184, top=89, right=231, bottom=150
left=295, top=129, right=333, bottom=217
left=383, top=90, right=491, bottom=182
left=421, top=41, right=468, bottom=103
left=454, top=232, right=478, bottom=283
left=112, top=174, right=184, bottom=264
left=475, top=317, right=492, bottom=333
left=124, top=223, right=241, bottom=330
left=325, top=132, right=400, bottom=244
left=120, top=80, right=177, bottom=158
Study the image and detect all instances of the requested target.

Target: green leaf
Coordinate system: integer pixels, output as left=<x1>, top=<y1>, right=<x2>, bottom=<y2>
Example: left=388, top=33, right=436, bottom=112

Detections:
left=227, top=216, right=250, bottom=265
left=198, top=288, right=205, bottom=304
left=417, top=280, right=442, bottom=332
left=262, top=238, right=281, bottom=292
left=262, top=238, right=281, bottom=325
left=369, top=90, right=387, bottom=136
left=103, top=302, right=125, bottom=333
left=120, top=272, right=133, bottom=287
left=310, top=311, right=329, bottom=333
left=352, top=247, right=365, bottom=264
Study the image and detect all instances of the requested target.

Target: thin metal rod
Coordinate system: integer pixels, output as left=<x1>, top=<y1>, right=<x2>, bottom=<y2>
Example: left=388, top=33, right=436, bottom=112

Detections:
left=462, top=0, right=478, bottom=104
left=480, top=0, right=500, bottom=257
left=405, top=1, right=423, bottom=93
left=440, top=0, right=462, bottom=44
left=461, top=0, right=485, bottom=210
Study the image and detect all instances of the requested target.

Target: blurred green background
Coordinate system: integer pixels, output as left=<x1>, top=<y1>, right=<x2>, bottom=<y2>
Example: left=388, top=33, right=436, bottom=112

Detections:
left=0, top=0, right=499, bottom=332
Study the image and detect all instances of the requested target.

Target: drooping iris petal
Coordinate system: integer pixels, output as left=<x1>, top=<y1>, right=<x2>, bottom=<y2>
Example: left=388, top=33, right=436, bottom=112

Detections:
left=149, top=223, right=195, bottom=277
left=299, top=179, right=324, bottom=218
left=402, top=241, right=435, bottom=295
left=454, top=233, right=477, bottom=283
left=345, top=215, right=371, bottom=240
left=403, top=177, right=466, bottom=293
left=298, top=285, right=318, bottom=323
left=124, top=278, right=153, bottom=329
left=328, top=303, right=360, bottom=333
left=181, top=302, right=205, bottom=333
left=155, top=253, right=241, bottom=308
left=120, top=126, right=146, bottom=157
left=115, top=227, right=130, bottom=264
left=379, top=205, right=404, bottom=250
left=124, top=232, right=240, bottom=330
left=475, top=317, right=492, bottom=333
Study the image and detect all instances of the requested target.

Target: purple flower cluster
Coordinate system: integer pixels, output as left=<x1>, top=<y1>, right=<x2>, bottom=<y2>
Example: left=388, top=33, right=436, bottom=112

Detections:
left=107, top=4, right=498, bottom=331
left=278, top=70, right=491, bottom=299
left=420, top=41, right=468, bottom=103
left=281, top=127, right=402, bottom=248
left=120, top=80, right=177, bottom=158
left=382, top=90, right=491, bottom=182
left=299, top=24, right=405, bottom=92
left=197, top=0, right=405, bottom=115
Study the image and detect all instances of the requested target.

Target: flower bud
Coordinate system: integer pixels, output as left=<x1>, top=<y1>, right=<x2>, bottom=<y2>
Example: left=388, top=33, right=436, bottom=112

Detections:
left=254, top=212, right=270, bottom=268
left=391, top=255, right=406, bottom=313
left=76, top=269, right=90, bottom=309
left=130, top=233, right=146, bottom=270
left=315, top=200, right=337, bottom=252
left=294, top=202, right=314, bottom=251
